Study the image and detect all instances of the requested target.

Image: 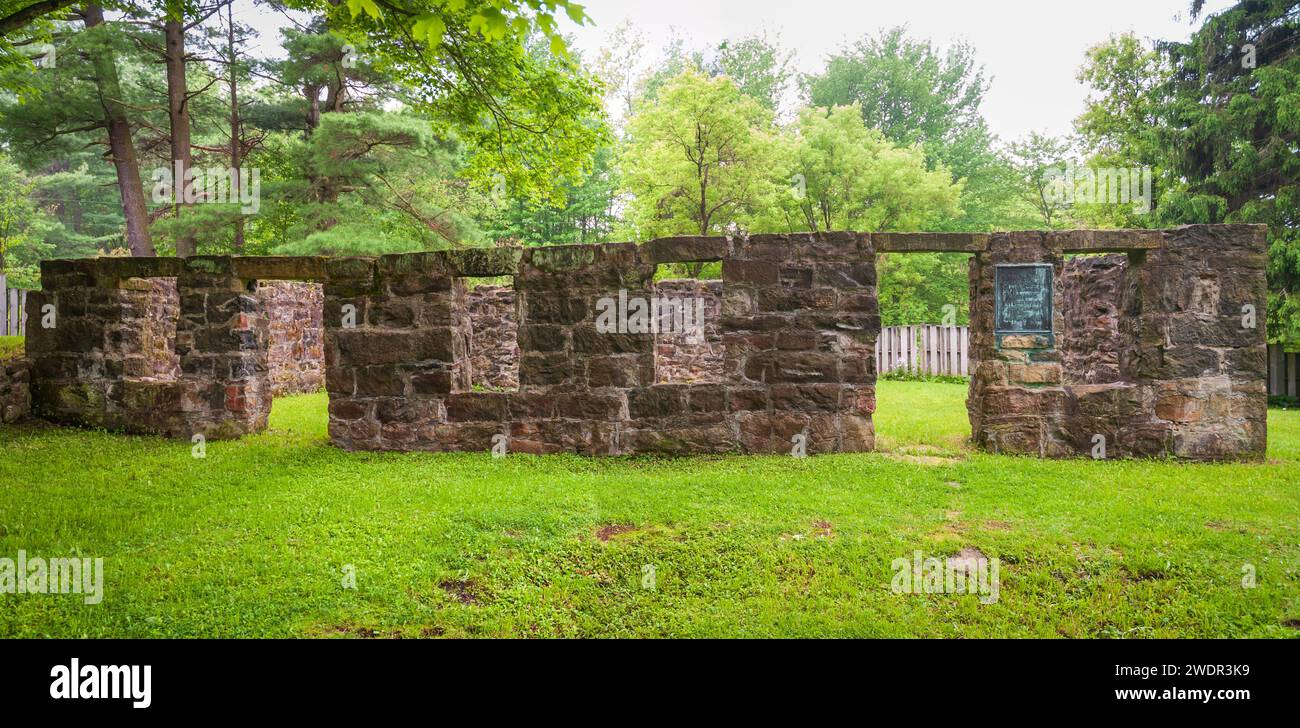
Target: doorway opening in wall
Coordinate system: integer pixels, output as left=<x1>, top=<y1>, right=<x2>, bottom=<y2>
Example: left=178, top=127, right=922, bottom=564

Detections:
left=871, top=251, right=972, bottom=453
left=261, top=280, right=328, bottom=439
left=651, top=263, right=723, bottom=384
left=461, top=275, right=519, bottom=392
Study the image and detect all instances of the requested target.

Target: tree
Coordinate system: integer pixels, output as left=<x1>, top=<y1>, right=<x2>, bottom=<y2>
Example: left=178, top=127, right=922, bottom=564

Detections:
left=877, top=253, right=970, bottom=327
left=591, top=19, right=645, bottom=129
left=804, top=27, right=1034, bottom=231
left=637, top=32, right=794, bottom=114
left=768, top=104, right=962, bottom=233
left=1007, top=132, right=1077, bottom=227
left=84, top=4, right=155, bottom=255
left=1075, top=3, right=1300, bottom=347
left=288, top=0, right=607, bottom=204
left=0, top=0, right=77, bottom=77
left=265, top=111, right=484, bottom=255
left=708, top=34, right=793, bottom=114
left=483, top=141, right=619, bottom=246
left=0, top=153, right=53, bottom=286
left=621, top=69, right=781, bottom=259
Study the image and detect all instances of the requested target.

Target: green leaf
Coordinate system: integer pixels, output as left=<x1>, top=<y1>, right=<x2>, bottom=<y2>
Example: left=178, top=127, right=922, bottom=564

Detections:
left=412, top=14, right=446, bottom=45
left=549, top=34, right=568, bottom=58
left=564, top=3, right=586, bottom=24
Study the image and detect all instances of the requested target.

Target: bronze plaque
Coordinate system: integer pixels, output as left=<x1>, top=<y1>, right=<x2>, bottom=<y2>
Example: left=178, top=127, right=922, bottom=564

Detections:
left=994, top=264, right=1053, bottom=334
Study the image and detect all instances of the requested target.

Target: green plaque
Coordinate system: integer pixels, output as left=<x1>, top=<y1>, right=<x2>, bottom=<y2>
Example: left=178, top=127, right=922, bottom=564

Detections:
left=994, top=264, right=1053, bottom=334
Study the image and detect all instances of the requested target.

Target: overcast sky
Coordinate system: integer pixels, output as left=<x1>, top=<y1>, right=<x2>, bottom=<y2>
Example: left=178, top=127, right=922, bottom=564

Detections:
left=239, top=0, right=1237, bottom=142
left=561, top=0, right=1237, bottom=141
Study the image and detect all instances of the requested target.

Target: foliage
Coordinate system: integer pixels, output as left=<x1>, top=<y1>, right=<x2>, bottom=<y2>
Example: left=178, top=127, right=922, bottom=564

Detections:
left=621, top=69, right=781, bottom=242
left=291, top=0, right=608, bottom=205
left=764, top=104, right=962, bottom=233
left=1006, top=132, right=1077, bottom=227
left=481, top=140, right=620, bottom=245
left=877, top=252, right=969, bottom=326
left=878, top=368, right=967, bottom=384
left=1075, top=1, right=1300, bottom=347
left=0, top=334, right=22, bottom=360
left=0, top=153, right=52, bottom=281
left=262, top=112, right=487, bottom=255
left=804, top=27, right=1034, bottom=232
left=637, top=31, right=794, bottom=114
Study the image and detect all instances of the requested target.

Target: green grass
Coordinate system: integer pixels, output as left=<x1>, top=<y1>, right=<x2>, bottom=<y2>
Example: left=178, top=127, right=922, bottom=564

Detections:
left=1, top=380, right=1297, bottom=638
left=0, top=336, right=21, bottom=361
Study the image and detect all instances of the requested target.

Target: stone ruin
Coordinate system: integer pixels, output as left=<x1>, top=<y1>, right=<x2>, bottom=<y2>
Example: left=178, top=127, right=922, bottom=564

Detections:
left=11, top=225, right=1268, bottom=459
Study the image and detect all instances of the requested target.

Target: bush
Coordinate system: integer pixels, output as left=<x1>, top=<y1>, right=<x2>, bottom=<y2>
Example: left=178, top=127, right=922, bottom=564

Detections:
left=879, top=369, right=968, bottom=385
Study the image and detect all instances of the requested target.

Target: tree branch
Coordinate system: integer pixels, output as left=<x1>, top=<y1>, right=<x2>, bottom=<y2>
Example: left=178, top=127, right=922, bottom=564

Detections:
left=0, top=0, right=78, bottom=36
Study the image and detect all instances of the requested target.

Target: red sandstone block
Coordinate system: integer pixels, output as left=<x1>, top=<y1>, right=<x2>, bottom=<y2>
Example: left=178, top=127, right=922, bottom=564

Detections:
left=723, top=260, right=780, bottom=285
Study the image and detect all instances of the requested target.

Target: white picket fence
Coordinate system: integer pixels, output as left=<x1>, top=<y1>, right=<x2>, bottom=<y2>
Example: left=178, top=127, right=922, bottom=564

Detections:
left=0, top=275, right=30, bottom=337
left=875, top=324, right=969, bottom=377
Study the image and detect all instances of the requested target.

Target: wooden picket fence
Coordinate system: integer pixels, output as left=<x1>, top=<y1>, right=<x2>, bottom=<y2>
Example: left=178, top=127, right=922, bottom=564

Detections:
left=1267, top=344, right=1298, bottom=398
left=0, top=275, right=30, bottom=337
left=874, top=324, right=969, bottom=377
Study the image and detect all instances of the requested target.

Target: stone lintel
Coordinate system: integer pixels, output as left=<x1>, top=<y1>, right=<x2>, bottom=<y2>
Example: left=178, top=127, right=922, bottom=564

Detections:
left=41, top=257, right=184, bottom=287
left=873, top=232, right=989, bottom=253
left=443, top=247, right=522, bottom=277
left=231, top=256, right=330, bottom=281
left=642, top=236, right=731, bottom=264
left=1046, top=229, right=1164, bottom=252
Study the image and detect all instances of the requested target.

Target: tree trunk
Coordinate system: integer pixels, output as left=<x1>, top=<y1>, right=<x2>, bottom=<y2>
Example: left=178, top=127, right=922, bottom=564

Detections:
left=165, top=3, right=196, bottom=256
left=227, top=0, right=244, bottom=251
left=305, top=84, right=321, bottom=132
left=85, top=4, right=155, bottom=256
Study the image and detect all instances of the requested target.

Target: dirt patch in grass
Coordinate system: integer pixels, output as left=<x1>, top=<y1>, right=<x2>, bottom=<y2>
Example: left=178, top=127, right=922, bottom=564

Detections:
left=1282, top=618, right=1300, bottom=629
left=439, top=579, right=480, bottom=605
left=983, top=520, right=1012, bottom=531
left=883, top=453, right=960, bottom=466
left=882, top=444, right=964, bottom=466
left=316, top=623, right=403, bottom=639
left=947, top=547, right=990, bottom=576
left=596, top=524, right=637, bottom=541
left=812, top=520, right=833, bottom=538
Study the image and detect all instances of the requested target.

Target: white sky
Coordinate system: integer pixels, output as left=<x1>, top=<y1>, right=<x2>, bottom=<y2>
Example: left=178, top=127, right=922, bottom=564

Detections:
left=562, top=0, right=1237, bottom=141
left=238, top=0, right=1237, bottom=142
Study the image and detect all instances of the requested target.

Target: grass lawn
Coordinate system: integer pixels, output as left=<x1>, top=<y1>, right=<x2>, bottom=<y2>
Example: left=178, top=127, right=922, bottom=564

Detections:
left=1, top=380, right=1297, bottom=638
left=0, top=336, right=22, bottom=361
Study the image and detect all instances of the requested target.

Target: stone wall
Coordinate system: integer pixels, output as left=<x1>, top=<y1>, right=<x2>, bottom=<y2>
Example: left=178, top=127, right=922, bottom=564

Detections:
left=968, top=226, right=1268, bottom=460
left=258, top=280, right=324, bottom=396
left=465, top=284, right=518, bottom=390
left=653, top=279, right=723, bottom=383
left=27, top=257, right=272, bottom=439
left=139, top=278, right=180, bottom=380
left=1059, top=255, right=1125, bottom=385
left=459, top=280, right=726, bottom=389
left=0, top=357, right=29, bottom=424
left=318, top=234, right=879, bottom=455
left=24, top=225, right=1268, bottom=459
